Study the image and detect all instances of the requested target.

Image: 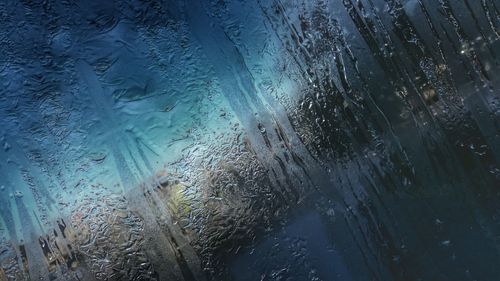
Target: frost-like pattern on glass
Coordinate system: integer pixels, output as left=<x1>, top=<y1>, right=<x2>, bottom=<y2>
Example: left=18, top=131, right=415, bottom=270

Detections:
left=0, top=0, right=499, bottom=280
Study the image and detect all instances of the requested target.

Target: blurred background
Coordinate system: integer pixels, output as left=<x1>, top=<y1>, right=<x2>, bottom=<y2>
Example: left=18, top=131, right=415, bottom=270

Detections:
left=0, top=0, right=499, bottom=280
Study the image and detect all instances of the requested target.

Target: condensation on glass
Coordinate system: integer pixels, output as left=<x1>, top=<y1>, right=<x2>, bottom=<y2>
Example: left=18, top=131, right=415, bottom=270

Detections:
left=0, top=0, right=499, bottom=280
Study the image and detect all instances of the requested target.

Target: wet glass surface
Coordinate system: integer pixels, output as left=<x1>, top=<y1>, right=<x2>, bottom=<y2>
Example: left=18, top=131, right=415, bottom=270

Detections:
left=0, top=0, right=499, bottom=280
